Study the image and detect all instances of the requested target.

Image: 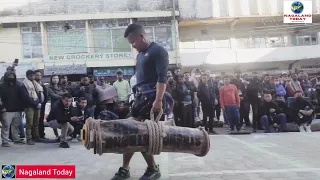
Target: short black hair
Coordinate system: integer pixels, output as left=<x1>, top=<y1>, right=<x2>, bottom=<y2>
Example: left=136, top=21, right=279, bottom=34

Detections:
left=116, top=70, right=123, bottom=75
left=60, top=75, right=67, bottom=79
left=26, top=70, right=35, bottom=76
left=124, top=24, right=145, bottom=38
left=62, top=93, right=72, bottom=99
left=34, top=70, right=41, bottom=74
left=223, top=75, right=231, bottom=79
left=79, top=97, right=87, bottom=102
left=81, top=75, right=89, bottom=79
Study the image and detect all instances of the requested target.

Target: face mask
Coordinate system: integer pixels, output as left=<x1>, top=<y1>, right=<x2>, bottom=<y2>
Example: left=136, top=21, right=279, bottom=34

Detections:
left=7, top=77, right=15, bottom=82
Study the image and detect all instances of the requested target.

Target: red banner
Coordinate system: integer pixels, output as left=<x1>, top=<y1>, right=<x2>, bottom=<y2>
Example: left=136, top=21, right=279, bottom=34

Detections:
left=15, top=165, right=76, bottom=179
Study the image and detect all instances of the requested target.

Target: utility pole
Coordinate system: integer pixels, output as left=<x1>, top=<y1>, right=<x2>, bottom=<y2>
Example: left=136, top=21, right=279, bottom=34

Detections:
left=172, top=0, right=180, bottom=68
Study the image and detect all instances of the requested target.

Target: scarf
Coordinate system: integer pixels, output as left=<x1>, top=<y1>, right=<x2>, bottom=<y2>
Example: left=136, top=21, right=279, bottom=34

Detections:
left=96, top=84, right=117, bottom=103
left=23, top=78, right=43, bottom=101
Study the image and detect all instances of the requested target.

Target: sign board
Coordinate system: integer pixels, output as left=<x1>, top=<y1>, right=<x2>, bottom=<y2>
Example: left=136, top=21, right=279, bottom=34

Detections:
left=0, top=62, right=37, bottom=79
left=283, top=0, right=312, bottom=23
left=48, top=30, right=87, bottom=55
left=44, top=52, right=133, bottom=62
left=93, top=66, right=134, bottom=77
left=44, top=64, right=87, bottom=76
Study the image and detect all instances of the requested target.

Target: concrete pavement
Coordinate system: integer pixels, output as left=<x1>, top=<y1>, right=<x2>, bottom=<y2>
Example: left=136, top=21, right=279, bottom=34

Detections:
left=1, top=130, right=320, bottom=180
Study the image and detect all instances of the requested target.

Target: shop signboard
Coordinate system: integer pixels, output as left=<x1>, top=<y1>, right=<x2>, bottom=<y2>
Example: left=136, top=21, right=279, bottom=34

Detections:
left=44, top=64, right=87, bottom=76
left=93, top=66, right=134, bottom=77
left=44, top=52, right=133, bottom=62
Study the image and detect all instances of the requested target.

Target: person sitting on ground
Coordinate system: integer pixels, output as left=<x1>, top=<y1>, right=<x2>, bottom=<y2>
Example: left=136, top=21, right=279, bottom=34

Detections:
left=115, top=102, right=130, bottom=119
left=274, top=95, right=288, bottom=118
left=310, top=83, right=320, bottom=119
left=70, top=97, right=94, bottom=141
left=47, top=93, right=76, bottom=148
left=290, top=91, right=314, bottom=132
left=259, top=92, right=287, bottom=133
left=98, top=104, right=119, bottom=121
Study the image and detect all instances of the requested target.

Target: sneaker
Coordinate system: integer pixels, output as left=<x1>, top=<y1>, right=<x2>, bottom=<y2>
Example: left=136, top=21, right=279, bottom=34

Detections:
left=229, top=129, right=235, bottom=134
left=59, top=142, right=70, bottom=148
left=71, top=138, right=79, bottom=143
left=26, top=139, right=35, bottom=145
left=252, top=128, right=257, bottom=133
left=139, top=165, right=161, bottom=180
left=33, top=138, right=45, bottom=143
left=304, top=124, right=312, bottom=132
left=1, top=143, right=11, bottom=147
left=111, top=167, right=130, bottom=180
left=241, top=124, right=246, bottom=131
left=14, top=140, right=25, bottom=144
left=299, top=125, right=306, bottom=132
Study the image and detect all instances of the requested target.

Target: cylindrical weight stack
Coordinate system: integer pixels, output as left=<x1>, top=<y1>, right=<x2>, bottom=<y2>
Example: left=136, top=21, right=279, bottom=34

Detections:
left=82, top=118, right=210, bottom=157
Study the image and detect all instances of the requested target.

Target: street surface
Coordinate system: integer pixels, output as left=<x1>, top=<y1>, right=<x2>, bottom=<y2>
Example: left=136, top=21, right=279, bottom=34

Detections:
left=1, top=129, right=320, bottom=180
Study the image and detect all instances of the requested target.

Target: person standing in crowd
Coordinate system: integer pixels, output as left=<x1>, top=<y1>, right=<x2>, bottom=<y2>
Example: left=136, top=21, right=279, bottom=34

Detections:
left=34, top=70, right=48, bottom=140
left=0, top=71, right=25, bottom=147
left=74, top=75, right=97, bottom=108
left=21, top=70, right=43, bottom=145
left=259, top=92, right=287, bottom=133
left=189, top=68, right=201, bottom=121
left=286, top=73, right=303, bottom=97
left=220, top=75, right=241, bottom=133
left=274, top=78, right=286, bottom=101
left=310, top=84, right=320, bottom=119
left=47, top=93, right=75, bottom=148
left=173, top=75, right=194, bottom=128
left=59, top=75, right=72, bottom=93
left=113, top=71, right=131, bottom=103
left=261, top=74, right=276, bottom=95
left=70, top=97, right=94, bottom=141
left=231, top=72, right=250, bottom=128
left=310, top=72, right=320, bottom=87
left=167, top=70, right=173, bottom=79
left=198, top=74, right=217, bottom=133
left=110, top=23, right=168, bottom=180
left=129, top=72, right=137, bottom=103
left=290, top=91, right=314, bottom=132
left=300, top=72, right=312, bottom=98
left=247, top=72, right=262, bottom=132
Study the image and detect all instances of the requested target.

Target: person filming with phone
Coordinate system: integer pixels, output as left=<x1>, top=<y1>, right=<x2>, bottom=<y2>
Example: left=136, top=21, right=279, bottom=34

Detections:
left=47, top=93, right=76, bottom=148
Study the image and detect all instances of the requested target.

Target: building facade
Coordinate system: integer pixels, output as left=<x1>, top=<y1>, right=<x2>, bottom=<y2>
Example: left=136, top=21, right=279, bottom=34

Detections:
left=0, top=0, right=180, bottom=78
left=178, top=0, right=320, bottom=74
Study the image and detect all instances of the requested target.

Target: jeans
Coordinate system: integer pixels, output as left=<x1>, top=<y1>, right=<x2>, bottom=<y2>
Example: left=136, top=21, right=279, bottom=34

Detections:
left=48, top=120, right=74, bottom=142
left=260, top=113, right=287, bottom=133
left=25, top=108, right=40, bottom=140
left=1, top=112, right=22, bottom=144
left=202, top=104, right=214, bottom=131
left=225, top=106, right=241, bottom=131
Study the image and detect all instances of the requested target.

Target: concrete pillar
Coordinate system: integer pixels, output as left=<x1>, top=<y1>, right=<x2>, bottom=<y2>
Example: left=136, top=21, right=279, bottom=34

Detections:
left=227, top=0, right=234, bottom=17
left=270, top=0, right=278, bottom=15
left=172, top=19, right=180, bottom=66
left=257, top=0, right=263, bottom=15
left=85, top=20, right=94, bottom=54
left=40, top=22, right=48, bottom=56
left=240, top=0, right=250, bottom=16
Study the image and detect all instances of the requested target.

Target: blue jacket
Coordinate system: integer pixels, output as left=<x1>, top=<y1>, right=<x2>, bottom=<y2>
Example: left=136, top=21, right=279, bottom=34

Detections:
left=275, top=84, right=286, bottom=97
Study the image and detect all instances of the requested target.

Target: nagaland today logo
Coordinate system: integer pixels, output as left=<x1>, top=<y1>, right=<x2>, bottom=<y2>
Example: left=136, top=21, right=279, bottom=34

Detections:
left=283, top=0, right=312, bottom=23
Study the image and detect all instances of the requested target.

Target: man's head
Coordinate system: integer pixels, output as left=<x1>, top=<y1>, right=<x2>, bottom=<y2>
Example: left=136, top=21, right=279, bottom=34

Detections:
left=301, top=72, right=308, bottom=80
left=235, top=72, right=241, bottom=79
left=26, top=70, right=35, bottom=81
left=223, top=75, right=231, bottom=85
left=252, top=72, right=259, bottom=80
left=62, top=93, right=73, bottom=107
left=263, top=74, right=270, bottom=82
left=201, top=74, right=208, bottom=83
left=174, top=68, right=181, bottom=76
left=177, top=75, right=185, bottom=84
left=124, top=24, right=149, bottom=52
left=167, top=70, right=173, bottom=78
left=81, top=75, right=89, bottom=86
left=60, top=75, right=68, bottom=85
left=316, top=72, right=320, bottom=79
left=6, top=66, right=16, bottom=74
left=243, top=74, right=249, bottom=81
left=184, top=72, right=190, bottom=81
left=99, top=77, right=106, bottom=84
left=35, top=70, right=42, bottom=82
left=116, top=71, right=123, bottom=81
left=78, top=97, right=88, bottom=109
left=274, top=78, right=280, bottom=85
left=4, top=71, right=16, bottom=84
left=291, top=73, right=298, bottom=81
left=263, top=93, right=272, bottom=102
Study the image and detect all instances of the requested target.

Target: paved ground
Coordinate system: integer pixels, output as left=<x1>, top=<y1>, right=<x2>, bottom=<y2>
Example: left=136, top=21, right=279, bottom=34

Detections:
left=1, top=129, right=320, bottom=180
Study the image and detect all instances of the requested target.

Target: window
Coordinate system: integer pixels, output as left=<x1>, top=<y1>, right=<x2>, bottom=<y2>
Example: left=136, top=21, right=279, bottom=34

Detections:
left=20, top=23, right=43, bottom=58
left=214, top=38, right=230, bottom=48
left=236, top=37, right=251, bottom=48
left=252, top=36, right=266, bottom=48
left=92, top=19, right=131, bottom=53
left=46, top=21, right=87, bottom=55
left=294, top=33, right=318, bottom=46
left=154, top=26, right=173, bottom=51
left=266, top=35, right=286, bottom=47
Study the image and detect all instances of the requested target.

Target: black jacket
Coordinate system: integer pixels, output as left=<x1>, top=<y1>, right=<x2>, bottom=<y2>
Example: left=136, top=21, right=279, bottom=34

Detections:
left=230, top=78, right=246, bottom=99
left=0, top=72, right=24, bottom=112
left=247, top=79, right=262, bottom=102
left=73, top=84, right=96, bottom=107
left=71, top=105, right=94, bottom=123
left=197, top=82, right=217, bottom=106
left=290, top=98, right=314, bottom=116
left=259, top=101, right=280, bottom=117
left=262, top=82, right=276, bottom=95
left=274, top=100, right=288, bottom=115
left=47, top=100, right=73, bottom=124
